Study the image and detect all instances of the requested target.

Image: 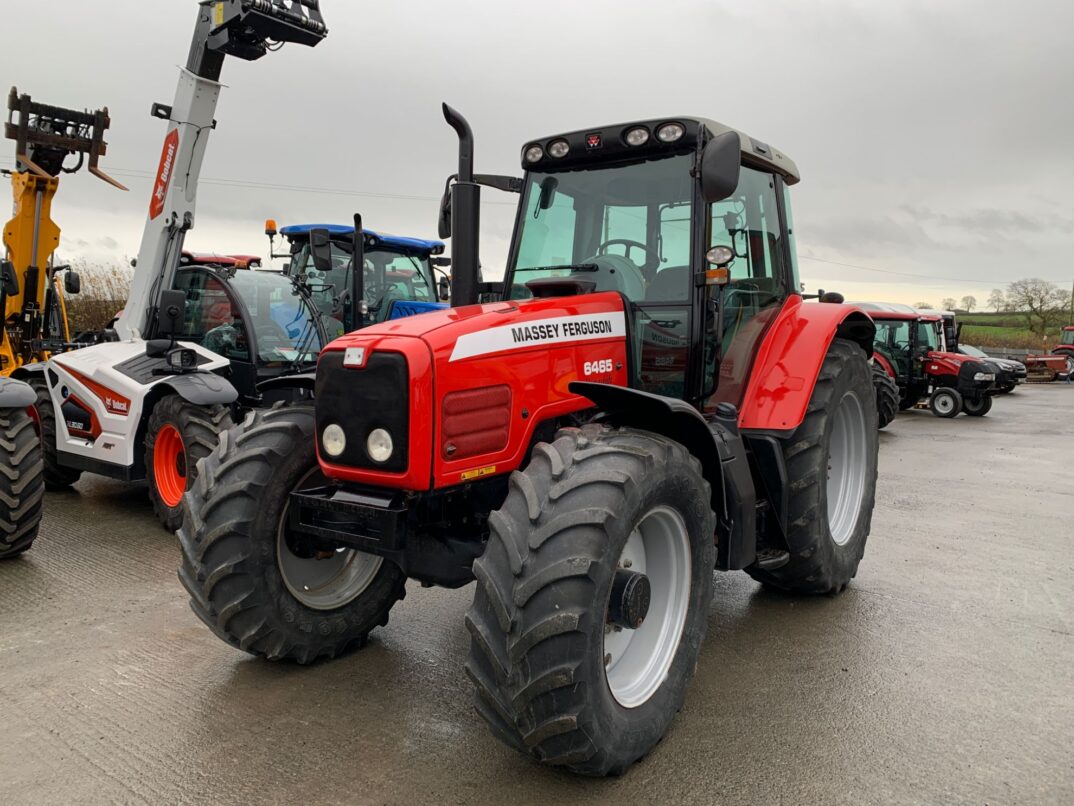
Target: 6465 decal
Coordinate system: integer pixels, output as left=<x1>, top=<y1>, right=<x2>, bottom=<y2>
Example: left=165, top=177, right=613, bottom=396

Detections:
left=584, top=359, right=614, bottom=376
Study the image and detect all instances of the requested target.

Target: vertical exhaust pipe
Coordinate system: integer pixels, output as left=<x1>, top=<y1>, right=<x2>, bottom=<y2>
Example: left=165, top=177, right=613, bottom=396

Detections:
left=442, top=103, right=481, bottom=307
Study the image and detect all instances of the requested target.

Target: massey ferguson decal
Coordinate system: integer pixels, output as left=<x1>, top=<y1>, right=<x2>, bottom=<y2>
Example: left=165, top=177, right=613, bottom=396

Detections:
left=149, top=129, right=180, bottom=220
left=450, top=312, right=626, bottom=361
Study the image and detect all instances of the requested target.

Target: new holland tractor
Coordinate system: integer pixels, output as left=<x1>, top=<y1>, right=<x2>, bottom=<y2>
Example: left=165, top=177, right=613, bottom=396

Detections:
left=180, top=106, right=880, bottom=776
left=6, top=1, right=329, bottom=530
left=858, top=302, right=998, bottom=418
left=0, top=377, right=43, bottom=559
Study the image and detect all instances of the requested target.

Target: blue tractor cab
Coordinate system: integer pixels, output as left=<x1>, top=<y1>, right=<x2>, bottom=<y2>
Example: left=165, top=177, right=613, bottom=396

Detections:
left=266, top=220, right=449, bottom=338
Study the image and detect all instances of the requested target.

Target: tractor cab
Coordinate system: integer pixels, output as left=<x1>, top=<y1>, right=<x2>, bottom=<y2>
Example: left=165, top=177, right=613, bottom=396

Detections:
left=1060, top=327, right=1074, bottom=347
left=504, top=118, right=803, bottom=405
left=268, top=222, right=447, bottom=332
left=172, top=264, right=326, bottom=401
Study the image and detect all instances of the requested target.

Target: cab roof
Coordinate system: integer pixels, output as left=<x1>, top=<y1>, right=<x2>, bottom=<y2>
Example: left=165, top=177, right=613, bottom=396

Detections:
left=851, top=301, right=942, bottom=322
left=279, top=224, right=444, bottom=255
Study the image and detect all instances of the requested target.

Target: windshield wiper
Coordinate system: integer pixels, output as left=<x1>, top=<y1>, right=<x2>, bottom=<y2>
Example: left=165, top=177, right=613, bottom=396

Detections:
left=514, top=263, right=598, bottom=273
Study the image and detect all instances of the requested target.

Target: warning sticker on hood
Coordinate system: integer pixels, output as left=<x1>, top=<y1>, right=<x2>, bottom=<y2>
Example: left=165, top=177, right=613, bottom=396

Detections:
left=449, top=311, right=626, bottom=362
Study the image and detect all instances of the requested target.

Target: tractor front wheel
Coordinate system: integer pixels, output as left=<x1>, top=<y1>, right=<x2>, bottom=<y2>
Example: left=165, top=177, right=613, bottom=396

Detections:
left=27, top=377, right=82, bottom=489
left=145, top=395, right=231, bottom=531
left=929, top=387, right=962, bottom=418
left=178, top=405, right=406, bottom=663
left=0, top=407, right=45, bottom=560
left=872, top=363, right=899, bottom=429
left=466, top=424, right=716, bottom=776
left=962, top=395, right=993, bottom=417
left=746, top=338, right=878, bottom=595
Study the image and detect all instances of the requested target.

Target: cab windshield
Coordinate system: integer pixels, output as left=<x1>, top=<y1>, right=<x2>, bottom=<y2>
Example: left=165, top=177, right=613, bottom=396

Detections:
left=1062, top=329, right=1074, bottom=346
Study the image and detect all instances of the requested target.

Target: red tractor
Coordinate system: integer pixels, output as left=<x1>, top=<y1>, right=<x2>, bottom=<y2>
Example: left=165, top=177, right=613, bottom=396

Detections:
left=180, top=108, right=880, bottom=775
left=857, top=303, right=998, bottom=419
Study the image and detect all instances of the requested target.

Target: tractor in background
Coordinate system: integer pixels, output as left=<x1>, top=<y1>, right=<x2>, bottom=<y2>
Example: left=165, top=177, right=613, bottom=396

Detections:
left=180, top=106, right=880, bottom=776
left=857, top=302, right=998, bottom=418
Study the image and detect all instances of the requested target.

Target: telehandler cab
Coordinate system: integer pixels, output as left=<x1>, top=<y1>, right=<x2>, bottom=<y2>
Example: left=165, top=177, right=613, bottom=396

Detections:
left=0, top=377, right=43, bottom=559
left=181, top=106, right=880, bottom=775
left=9, top=1, right=329, bottom=530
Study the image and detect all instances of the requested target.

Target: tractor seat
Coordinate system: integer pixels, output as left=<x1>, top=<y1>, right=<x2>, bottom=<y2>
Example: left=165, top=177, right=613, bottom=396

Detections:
left=646, top=266, right=689, bottom=301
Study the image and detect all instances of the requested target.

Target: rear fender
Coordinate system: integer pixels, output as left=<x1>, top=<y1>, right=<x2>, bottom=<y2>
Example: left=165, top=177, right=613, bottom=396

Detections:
left=872, top=352, right=896, bottom=379
left=738, top=298, right=874, bottom=433
left=0, top=377, right=36, bottom=408
left=570, top=381, right=758, bottom=570
left=154, top=372, right=238, bottom=407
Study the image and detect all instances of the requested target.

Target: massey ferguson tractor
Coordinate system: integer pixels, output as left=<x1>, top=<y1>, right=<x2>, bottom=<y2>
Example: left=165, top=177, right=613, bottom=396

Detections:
left=180, top=107, right=881, bottom=776
left=6, top=1, right=329, bottom=529
left=858, top=303, right=998, bottom=418
left=0, top=377, right=43, bottom=559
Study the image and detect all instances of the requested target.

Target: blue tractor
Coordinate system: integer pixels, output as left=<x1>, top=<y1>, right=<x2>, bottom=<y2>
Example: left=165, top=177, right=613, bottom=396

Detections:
left=266, top=217, right=449, bottom=340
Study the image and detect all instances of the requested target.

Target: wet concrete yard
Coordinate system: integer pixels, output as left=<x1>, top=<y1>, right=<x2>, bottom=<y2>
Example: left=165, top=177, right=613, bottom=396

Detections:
left=2, top=385, right=1072, bottom=804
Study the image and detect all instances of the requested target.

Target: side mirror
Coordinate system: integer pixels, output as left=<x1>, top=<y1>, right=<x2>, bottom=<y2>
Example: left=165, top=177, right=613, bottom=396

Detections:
left=537, top=177, right=559, bottom=211
left=1, top=260, right=19, bottom=296
left=157, top=289, right=187, bottom=338
left=309, top=228, right=333, bottom=273
left=700, top=131, right=742, bottom=203
left=431, top=257, right=452, bottom=268
left=438, top=179, right=453, bottom=240
left=438, top=276, right=451, bottom=302
left=64, top=270, right=81, bottom=295
left=145, top=339, right=171, bottom=358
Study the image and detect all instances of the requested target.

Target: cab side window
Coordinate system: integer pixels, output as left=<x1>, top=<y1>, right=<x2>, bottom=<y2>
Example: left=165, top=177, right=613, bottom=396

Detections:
left=173, top=271, right=250, bottom=361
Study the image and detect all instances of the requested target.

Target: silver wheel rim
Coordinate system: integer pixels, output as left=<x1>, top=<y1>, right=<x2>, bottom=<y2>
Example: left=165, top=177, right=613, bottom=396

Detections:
left=276, top=468, right=383, bottom=611
left=604, top=505, right=691, bottom=709
left=934, top=393, right=955, bottom=415
left=826, top=391, right=868, bottom=547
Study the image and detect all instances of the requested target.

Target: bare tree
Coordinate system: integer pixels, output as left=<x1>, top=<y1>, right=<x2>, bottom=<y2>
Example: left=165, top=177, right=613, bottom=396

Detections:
left=960, top=295, right=977, bottom=312
left=941, top=297, right=957, bottom=311
left=987, top=288, right=1007, bottom=312
left=913, top=301, right=933, bottom=309
left=1004, top=278, right=1068, bottom=340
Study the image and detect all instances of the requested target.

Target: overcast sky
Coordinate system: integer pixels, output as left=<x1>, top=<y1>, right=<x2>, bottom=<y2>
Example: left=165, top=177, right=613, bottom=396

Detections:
left=2, top=0, right=1072, bottom=306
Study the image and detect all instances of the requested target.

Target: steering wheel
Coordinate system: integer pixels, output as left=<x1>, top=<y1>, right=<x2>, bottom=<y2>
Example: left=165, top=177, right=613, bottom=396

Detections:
left=596, top=239, right=660, bottom=267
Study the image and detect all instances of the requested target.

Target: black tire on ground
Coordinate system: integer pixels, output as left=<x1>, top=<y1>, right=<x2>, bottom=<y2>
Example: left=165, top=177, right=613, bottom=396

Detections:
left=26, top=376, right=82, bottom=490
left=178, top=405, right=406, bottom=664
left=962, top=394, right=993, bottom=417
left=466, top=424, right=716, bottom=776
left=145, top=395, right=231, bottom=531
left=0, top=407, right=45, bottom=560
left=929, top=387, right=962, bottom=418
left=745, top=338, right=878, bottom=595
left=872, top=363, right=899, bottom=429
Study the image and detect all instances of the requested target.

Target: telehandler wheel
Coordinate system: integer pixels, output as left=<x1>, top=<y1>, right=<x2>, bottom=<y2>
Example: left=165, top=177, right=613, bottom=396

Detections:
left=178, top=405, right=406, bottom=664
left=929, top=387, right=962, bottom=418
left=746, top=338, right=878, bottom=595
left=145, top=395, right=231, bottom=531
left=27, top=377, right=82, bottom=490
left=0, top=407, right=45, bottom=560
left=872, top=363, right=899, bottom=429
left=962, top=394, right=993, bottom=417
left=466, top=424, right=716, bottom=776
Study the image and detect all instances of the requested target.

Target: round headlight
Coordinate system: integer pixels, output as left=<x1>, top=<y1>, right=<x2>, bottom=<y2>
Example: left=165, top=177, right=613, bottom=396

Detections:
left=657, top=122, right=685, bottom=143
left=706, top=245, right=734, bottom=266
left=367, top=428, right=394, bottom=463
left=624, top=127, right=650, bottom=147
left=524, top=144, right=544, bottom=163
left=322, top=424, right=346, bottom=457
left=547, top=139, right=570, bottom=158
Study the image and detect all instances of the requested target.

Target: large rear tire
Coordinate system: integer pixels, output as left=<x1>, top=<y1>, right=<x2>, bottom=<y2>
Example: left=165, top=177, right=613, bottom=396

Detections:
left=145, top=395, right=231, bottom=531
left=466, top=424, right=716, bottom=776
left=746, top=338, right=878, bottom=594
left=27, top=376, right=82, bottom=490
left=872, top=363, right=899, bottom=429
left=178, top=405, right=406, bottom=664
left=0, top=407, right=45, bottom=560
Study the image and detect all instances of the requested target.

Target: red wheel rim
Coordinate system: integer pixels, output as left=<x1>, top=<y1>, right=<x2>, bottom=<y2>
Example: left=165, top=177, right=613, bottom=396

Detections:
left=154, top=424, right=187, bottom=508
left=27, top=405, right=41, bottom=438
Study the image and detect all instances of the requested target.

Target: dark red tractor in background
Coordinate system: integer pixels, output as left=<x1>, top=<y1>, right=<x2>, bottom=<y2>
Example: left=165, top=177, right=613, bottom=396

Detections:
left=857, top=302, right=998, bottom=419
left=179, top=108, right=880, bottom=775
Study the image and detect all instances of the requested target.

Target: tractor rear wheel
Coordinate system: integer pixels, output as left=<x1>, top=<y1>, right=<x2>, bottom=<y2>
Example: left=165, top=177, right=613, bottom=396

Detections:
left=178, top=405, right=406, bottom=663
left=27, top=376, right=82, bottom=489
left=466, top=424, right=716, bottom=776
left=0, top=407, right=45, bottom=560
left=872, top=363, right=899, bottom=429
left=962, top=394, right=993, bottom=417
left=929, top=387, right=962, bottom=418
left=145, top=395, right=231, bottom=531
left=746, top=338, right=878, bottom=595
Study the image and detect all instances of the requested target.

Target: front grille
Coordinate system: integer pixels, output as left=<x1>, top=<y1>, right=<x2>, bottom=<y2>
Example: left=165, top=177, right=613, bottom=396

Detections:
left=315, top=350, right=409, bottom=473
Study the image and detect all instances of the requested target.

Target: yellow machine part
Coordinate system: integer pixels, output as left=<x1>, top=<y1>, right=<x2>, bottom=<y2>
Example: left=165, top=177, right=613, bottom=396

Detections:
left=1, top=171, right=62, bottom=375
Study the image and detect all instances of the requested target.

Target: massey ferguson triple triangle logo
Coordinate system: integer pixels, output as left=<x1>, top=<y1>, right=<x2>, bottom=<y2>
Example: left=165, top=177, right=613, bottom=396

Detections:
left=149, top=129, right=180, bottom=220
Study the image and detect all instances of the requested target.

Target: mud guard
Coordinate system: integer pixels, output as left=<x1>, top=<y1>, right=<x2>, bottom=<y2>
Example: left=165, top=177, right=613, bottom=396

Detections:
left=156, top=372, right=238, bottom=406
left=0, top=377, right=36, bottom=408
left=569, top=381, right=757, bottom=570
left=738, top=298, right=875, bottom=433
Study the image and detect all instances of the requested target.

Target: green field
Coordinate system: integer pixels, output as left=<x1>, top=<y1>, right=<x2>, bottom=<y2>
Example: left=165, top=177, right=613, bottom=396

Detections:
left=958, top=312, right=1064, bottom=350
